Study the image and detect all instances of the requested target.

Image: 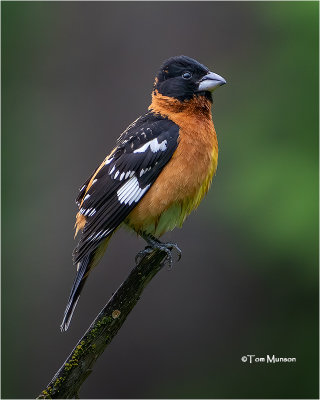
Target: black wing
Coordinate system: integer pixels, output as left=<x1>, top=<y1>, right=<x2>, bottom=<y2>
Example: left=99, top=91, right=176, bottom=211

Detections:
left=73, top=111, right=179, bottom=264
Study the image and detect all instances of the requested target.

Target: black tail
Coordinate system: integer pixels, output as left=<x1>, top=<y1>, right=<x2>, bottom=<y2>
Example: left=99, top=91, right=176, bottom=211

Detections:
left=60, top=254, right=91, bottom=332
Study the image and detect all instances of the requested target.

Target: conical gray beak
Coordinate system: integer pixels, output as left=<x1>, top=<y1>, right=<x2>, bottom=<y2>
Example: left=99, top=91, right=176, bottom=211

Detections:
left=197, top=71, right=226, bottom=92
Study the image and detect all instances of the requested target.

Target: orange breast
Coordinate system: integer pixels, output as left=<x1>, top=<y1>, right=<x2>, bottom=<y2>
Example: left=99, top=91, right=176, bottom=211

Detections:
left=126, top=92, right=218, bottom=236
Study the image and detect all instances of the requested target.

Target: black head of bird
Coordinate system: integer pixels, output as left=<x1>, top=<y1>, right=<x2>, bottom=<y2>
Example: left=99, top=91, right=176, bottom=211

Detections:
left=154, top=55, right=226, bottom=102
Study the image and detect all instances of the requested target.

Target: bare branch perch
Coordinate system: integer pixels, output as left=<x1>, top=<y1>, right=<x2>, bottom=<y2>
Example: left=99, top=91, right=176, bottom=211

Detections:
left=37, top=249, right=168, bottom=399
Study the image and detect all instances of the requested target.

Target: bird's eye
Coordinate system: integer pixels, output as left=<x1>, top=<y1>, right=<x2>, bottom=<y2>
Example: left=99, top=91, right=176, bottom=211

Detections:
left=182, top=72, right=192, bottom=80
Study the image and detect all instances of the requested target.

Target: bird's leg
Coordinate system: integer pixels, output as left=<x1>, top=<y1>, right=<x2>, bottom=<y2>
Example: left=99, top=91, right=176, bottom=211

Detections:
left=135, top=233, right=182, bottom=269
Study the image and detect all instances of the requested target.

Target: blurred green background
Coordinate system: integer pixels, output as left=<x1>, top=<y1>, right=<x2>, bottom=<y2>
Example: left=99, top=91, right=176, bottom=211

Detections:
left=2, top=1, right=318, bottom=399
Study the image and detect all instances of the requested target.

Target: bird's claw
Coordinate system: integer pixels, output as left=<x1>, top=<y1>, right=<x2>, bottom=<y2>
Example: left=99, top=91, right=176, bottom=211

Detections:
left=135, top=246, right=153, bottom=265
left=164, top=242, right=182, bottom=263
left=135, top=240, right=182, bottom=270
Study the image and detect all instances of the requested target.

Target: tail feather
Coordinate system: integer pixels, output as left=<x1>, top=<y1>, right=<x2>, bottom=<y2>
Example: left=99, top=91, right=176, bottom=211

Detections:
left=60, top=235, right=113, bottom=332
left=60, top=254, right=91, bottom=332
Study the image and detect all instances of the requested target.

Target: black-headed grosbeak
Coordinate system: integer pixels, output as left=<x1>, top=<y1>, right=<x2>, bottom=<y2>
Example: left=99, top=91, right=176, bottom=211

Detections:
left=61, top=55, right=226, bottom=331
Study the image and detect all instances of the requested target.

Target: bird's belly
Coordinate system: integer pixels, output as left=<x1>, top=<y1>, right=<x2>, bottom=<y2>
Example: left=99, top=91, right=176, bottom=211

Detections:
left=126, top=120, right=218, bottom=237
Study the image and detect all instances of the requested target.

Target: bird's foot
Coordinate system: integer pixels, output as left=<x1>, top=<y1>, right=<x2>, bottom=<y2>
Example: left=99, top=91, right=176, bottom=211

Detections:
left=135, top=236, right=182, bottom=269
left=135, top=246, right=154, bottom=265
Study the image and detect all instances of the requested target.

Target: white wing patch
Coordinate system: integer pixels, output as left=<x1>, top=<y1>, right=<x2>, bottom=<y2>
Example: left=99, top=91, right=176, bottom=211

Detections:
left=80, top=207, right=96, bottom=216
left=139, top=167, right=151, bottom=177
left=105, top=157, right=114, bottom=165
left=87, top=229, right=111, bottom=242
left=117, top=176, right=150, bottom=206
left=125, top=170, right=134, bottom=179
left=133, top=138, right=167, bottom=154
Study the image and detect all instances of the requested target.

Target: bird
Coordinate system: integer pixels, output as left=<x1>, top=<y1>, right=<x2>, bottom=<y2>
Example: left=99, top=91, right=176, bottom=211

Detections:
left=60, top=55, right=226, bottom=332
